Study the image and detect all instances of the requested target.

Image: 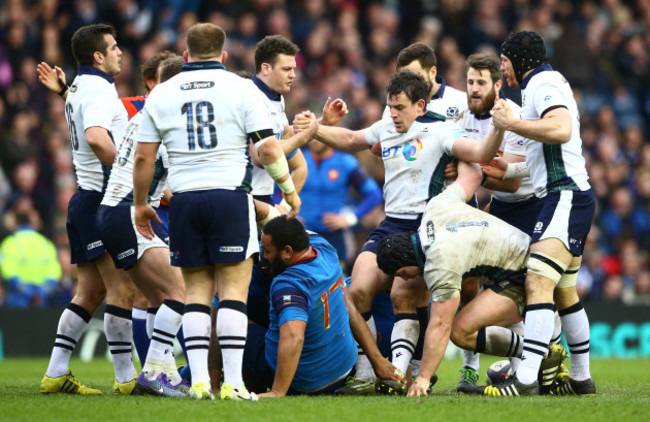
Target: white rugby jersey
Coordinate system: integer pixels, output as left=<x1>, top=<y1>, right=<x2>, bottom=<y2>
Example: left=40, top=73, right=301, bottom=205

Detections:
left=519, top=64, right=590, bottom=197
left=417, top=183, right=531, bottom=301
left=137, top=62, right=273, bottom=193
left=102, top=112, right=168, bottom=207
left=65, top=66, right=128, bottom=192
left=382, top=76, right=467, bottom=121
left=456, top=98, right=535, bottom=202
left=250, top=75, right=289, bottom=197
left=365, top=111, right=464, bottom=219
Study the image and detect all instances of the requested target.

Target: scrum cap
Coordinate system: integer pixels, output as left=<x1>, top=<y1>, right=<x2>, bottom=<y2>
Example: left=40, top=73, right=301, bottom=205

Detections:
left=500, top=31, right=546, bottom=84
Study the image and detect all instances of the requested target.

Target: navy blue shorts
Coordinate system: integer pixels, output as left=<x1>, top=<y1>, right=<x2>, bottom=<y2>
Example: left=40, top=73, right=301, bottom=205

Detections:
left=360, top=216, right=422, bottom=254
left=97, top=204, right=168, bottom=270
left=168, top=189, right=258, bottom=267
left=67, top=190, right=105, bottom=264
left=489, top=196, right=541, bottom=236
left=531, top=190, right=595, bottom=256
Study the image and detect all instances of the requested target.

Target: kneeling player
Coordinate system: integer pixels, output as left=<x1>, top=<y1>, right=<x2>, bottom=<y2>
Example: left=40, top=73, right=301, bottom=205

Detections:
left=376, top=162, right=566, bottom=396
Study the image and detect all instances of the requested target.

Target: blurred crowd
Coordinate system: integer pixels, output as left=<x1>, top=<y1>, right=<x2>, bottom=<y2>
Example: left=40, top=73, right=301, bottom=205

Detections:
left=0, top=0, right=649, bottom=307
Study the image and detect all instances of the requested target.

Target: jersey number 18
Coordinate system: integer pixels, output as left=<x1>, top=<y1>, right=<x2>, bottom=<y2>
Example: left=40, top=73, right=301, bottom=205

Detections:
left=181, top=101, right=218, bottom=151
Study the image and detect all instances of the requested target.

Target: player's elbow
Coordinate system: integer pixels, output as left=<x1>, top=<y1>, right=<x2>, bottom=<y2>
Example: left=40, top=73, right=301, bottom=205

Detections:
left=257, top=137, right=283, bottom=163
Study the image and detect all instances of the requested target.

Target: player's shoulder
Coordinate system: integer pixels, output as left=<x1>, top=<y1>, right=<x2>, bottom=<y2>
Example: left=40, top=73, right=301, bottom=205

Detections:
left=71, top=73, right=113, bottom=97
left=444, top=84, right=467, bottom=100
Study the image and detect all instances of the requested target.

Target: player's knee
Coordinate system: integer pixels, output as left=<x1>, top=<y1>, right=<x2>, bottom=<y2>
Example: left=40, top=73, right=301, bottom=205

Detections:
left=450, top=318, right=472, bottom=349
left=73, top=286, right=106, bottom=310
left=348, top=284, right=373, bottom=310
left=390, top=287, right=419, bottom=313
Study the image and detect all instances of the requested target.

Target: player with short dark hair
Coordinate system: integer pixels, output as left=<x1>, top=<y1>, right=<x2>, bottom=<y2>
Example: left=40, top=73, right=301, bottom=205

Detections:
left=39, top=23, right=137, bottom=396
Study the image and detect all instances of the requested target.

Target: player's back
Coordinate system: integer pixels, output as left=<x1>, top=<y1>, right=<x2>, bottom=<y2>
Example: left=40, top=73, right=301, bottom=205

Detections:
left=420, top=184, right=531, bottom=285
left=141, top=64, right=269, bottom=193
left=266, top=234, right=356, bottom=391
left=65, top=69, right=128, bottom=192
left=102, top=112, right=169, bottom=207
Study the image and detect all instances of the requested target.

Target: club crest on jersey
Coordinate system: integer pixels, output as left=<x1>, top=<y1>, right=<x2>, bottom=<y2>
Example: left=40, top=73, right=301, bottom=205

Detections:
left=534, top=221, right=544, bottom=233
left=446, top=107, right=459, bottom=119
left=180, top=81, right=215, bottom=90
left=328, top=168, right=340, bottom=181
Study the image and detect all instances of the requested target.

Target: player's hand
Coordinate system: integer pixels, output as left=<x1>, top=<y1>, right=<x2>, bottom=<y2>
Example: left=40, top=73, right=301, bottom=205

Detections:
left=258, top=390, right=283, bottom=398
left=374, top=359, right=407, bottom=384
left=443, top=160, right=458, bottom=181
left=480, top=156, right=509, bottom=179
left=36, top=62, right=66, bottom=93
left=134, top=204, right=161, bottom=240
left=321, top=212, right=350, bottom=230
left=490, top=98, right=513, bottom=130
left=292, top=111, right=317, bottom=134
left=282, top=190, right=301, bottom=220
left=407, top=376, right=429, bottom=397
left=321, top=97, right=349, bottom=126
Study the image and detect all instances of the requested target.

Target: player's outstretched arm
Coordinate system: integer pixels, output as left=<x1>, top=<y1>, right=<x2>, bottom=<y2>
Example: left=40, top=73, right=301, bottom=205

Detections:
left=259, top=320, right=307, bottom=398
left=37, top=62, right=69, bottom=99
left=293, top=111, right=369, bottom=153
left=408, top=296, right=460, bottom=397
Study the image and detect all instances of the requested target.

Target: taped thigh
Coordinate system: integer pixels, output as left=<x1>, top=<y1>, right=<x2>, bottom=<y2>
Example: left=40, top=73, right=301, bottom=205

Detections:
left=526, top=252, right=568, bottom=284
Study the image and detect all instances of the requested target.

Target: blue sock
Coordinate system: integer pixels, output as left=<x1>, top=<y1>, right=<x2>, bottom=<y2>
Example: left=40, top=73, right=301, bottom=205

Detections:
left=179, top=364, right=191, bottom=383
left=176, top=325, right=189, bottom=363
left=132, top=307, right=150, bottom=368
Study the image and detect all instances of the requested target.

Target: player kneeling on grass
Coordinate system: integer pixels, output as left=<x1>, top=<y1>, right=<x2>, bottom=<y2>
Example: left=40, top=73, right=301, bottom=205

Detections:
left=238, top=216, right=402, bottom=397
left=376, top=162, right=567, bottom=397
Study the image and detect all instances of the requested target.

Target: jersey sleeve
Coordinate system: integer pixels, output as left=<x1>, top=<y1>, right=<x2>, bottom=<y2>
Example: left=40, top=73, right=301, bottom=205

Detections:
left=364, top=119, right=386, bottom=146
left=82, top=88, right=120, bottom=131
left=532, top=78, right=569, bottom=118
left=271, top=278, right=311, bottom=326
left=423, top=267, right=462, bottom=303
left=137, top=105, right=162, bottom=144
left=441, top=121, right=466, bottom=156
left=244, top=82, right=274, bottom=133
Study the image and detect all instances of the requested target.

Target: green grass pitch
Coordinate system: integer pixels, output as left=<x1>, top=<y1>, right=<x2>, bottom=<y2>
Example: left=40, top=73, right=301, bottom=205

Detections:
left=1, top=357, right=648, bottom=422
